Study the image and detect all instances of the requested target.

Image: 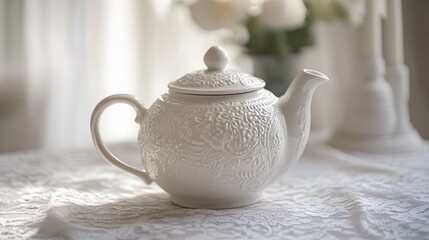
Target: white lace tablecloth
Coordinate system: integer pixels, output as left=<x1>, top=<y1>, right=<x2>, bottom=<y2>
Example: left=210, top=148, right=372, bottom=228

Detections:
left=1, top=142, right=429, bottom=240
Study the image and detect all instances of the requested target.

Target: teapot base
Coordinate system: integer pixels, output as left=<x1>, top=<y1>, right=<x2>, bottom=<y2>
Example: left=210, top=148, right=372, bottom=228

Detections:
left=169, top=194, right=261, bottom=209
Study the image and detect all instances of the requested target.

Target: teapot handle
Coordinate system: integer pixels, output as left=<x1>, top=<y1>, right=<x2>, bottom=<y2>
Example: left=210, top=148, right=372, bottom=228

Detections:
left=90, top=94, right=153, bottom=184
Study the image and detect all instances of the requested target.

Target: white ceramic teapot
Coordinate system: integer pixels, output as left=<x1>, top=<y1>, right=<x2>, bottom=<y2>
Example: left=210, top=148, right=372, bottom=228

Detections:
left=91, top=46, right=329, bottom=209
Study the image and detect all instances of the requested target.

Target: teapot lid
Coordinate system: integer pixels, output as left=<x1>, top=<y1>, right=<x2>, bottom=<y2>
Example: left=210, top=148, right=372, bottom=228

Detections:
left=168, top=46, right=265, bottom=95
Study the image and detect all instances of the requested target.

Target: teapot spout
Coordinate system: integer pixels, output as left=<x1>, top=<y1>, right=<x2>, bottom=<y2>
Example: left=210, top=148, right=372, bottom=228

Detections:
left=277, top=69, right=329, bottom=165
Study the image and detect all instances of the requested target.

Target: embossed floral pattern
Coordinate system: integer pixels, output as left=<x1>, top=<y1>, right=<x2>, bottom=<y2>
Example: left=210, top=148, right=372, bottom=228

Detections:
left=138, top=91, right=285, bottom=192
left=172, top=70, right=264, bottom=88
left=168, top=69, right=265, bottom=94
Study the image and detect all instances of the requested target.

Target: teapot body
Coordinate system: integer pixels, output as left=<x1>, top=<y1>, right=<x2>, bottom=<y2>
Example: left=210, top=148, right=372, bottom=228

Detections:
left=138, top=89, right=287, bottom=208
left=90, top=46, right=329, bottom=209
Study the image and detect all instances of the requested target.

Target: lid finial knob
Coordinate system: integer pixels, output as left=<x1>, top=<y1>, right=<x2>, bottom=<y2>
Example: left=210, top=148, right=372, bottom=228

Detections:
left=204, top=46, right=228, bottom=71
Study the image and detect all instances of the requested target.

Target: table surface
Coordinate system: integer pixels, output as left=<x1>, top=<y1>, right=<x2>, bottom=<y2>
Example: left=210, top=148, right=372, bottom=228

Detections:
left=1, top=142, right=429, bottom=240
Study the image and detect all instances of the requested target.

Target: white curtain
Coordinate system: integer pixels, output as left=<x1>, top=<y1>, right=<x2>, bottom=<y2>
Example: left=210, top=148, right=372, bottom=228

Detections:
left=0, top=0, right=226, bottom=152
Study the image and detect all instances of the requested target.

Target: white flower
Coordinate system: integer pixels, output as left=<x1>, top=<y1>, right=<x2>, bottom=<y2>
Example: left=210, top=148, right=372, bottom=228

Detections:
left=189, top=0, right=250, bottom=30
left=259, top=0, right=307, bottom=30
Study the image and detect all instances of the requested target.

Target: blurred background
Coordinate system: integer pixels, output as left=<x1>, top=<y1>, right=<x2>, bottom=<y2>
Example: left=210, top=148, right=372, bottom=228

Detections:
left=0, top=0, right=427, bottom=153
